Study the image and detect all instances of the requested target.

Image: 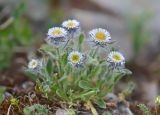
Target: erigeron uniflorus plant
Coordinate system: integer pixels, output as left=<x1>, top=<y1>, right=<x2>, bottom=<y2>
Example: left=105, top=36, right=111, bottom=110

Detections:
left=27, top=19, right=131, bottom=113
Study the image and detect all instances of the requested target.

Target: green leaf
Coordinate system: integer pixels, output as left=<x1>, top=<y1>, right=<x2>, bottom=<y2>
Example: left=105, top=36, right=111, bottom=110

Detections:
left=0, top=86, right=6, bottom=104
left=23, top=104, right=49, bottom=115
left=95, top=99, right=106, bottom=109
left=14, top=19, right=32, bottom=46
left=40, top=44, right=56, bottom=54
left=12, top=2, right=26, bottom=19
left=69, top=40, right=74, bottom=49
left=24, top=70, right=37, bottom=81
left=0, top=95, right=4, bottom=104
left=59, top=73, right=68, bottom=82
left=78, top=33, right=84, bottom=51
left=80, top=91, right=96, bottom=100
left=87, top=56, right=99, bottom=65
left=122, top=82, right=135, bottom=97
left=61, top=53, right=68, bottom=68
left=121, top=68, right=132, bottom=75
left=111, top=73, right=124, bottom=84
left=111, top=47, right=119, bottom=51
left=79, top=80, right=93, bottom=89
left=88, top=66, right=101, bottom=78
left=46, top=58, right=53, bottom=76
left=56, top=89, right=68, bottom=100
left=103, top=112, right=112, bottom=115
left=137, top=104, right=150, bottom=115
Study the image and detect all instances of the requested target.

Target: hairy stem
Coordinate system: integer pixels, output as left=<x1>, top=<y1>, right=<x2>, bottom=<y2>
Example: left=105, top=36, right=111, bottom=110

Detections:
left=56, top=48, right=61, bottom=77
left=63, top=39, right=70, bottom=49
left=93, top=46, right=99, bottom=58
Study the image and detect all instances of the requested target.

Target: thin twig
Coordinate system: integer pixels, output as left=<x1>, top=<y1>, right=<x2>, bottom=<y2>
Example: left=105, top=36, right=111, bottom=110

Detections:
left=7, top=105, right=12, bottom=115
left=87, top=101, right=99, bottom=115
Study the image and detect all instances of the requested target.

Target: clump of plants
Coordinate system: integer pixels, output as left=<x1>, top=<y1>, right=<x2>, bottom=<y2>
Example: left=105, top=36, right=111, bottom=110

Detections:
left=27, top=19, right=131, bottom=114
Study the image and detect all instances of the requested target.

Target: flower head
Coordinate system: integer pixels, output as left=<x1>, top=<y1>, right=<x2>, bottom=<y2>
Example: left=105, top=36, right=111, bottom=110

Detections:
left=107, top=51, right=125, bottom=71
left=62, top=19, right=81, bottom=38
left=68, top=51, right=85, bottom=67
left=62, top=19, right=80, bottom=29
left=46, top=27, right=67, bottom=46
left=89, top=28, right=111, bottom=47
left=28, top=59, right=42, bottom=73
left=28, top=59, right=38, bottom=69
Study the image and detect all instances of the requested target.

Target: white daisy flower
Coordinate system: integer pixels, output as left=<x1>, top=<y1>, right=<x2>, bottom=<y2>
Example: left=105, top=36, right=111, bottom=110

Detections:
left=62, top=19, right=80, bottom=29
left=89, top=28, right=111, bottom=46
left=62, top=19, right=81, bottom=38
left=28, top=59, right=43, bottom=73
left=68, top=51, right=85, bottom=67
left=107, top=51, right=125, bottom=71
left=28, top=59, right=38, bottom=69
left=46, top=27, right=68, bottom=46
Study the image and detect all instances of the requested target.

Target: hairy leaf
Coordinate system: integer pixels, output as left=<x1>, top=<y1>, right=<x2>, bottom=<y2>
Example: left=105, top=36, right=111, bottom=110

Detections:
left=78, top=33, right=84, bottom=51
left=79, top=80, right=93, bottom=89
left=95, top=99, right=106, bottom=109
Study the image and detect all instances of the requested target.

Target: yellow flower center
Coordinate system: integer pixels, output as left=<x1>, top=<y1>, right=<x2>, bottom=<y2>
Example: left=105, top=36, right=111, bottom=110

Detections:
left=95, top=32, right=106, bottom=41
left=31, top=61, right=38, bottom=68
left=71, top=54, right=80, bottom=63
left=52, top=29, right=62, bottom=35
left=112, top=55, right=121, bottom=61
left=67, top=22, right=75, bottom=27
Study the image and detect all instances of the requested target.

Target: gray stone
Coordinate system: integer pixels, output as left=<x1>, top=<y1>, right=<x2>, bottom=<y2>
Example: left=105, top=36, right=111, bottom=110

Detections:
left=56, top=109, right=69, bottom=115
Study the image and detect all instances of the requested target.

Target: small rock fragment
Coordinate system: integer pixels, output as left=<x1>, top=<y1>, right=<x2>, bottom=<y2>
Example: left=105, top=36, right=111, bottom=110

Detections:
left=56, top=109, right=69, bottom=115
